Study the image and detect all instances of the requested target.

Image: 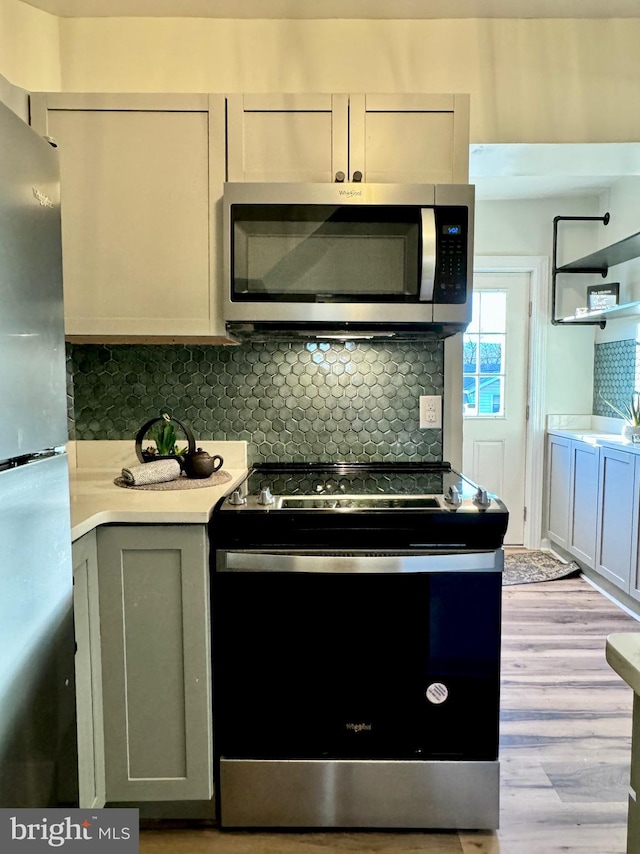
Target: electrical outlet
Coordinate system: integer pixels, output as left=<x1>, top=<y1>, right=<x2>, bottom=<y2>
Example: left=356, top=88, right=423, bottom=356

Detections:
left=419, top=395, right=442, bottom=429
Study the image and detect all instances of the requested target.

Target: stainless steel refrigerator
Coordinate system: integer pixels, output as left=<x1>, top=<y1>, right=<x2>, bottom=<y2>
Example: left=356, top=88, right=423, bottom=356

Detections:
left=0, top=99, right=77, bottom=806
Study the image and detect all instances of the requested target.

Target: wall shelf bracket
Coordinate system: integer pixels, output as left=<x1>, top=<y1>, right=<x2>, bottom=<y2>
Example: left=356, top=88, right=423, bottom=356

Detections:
left=551, top=213, right=610, bottom=328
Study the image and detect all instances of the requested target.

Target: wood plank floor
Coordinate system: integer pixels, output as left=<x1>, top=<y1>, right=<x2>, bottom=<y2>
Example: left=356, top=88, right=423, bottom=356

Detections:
left=139, top=576, right=640, bottom=853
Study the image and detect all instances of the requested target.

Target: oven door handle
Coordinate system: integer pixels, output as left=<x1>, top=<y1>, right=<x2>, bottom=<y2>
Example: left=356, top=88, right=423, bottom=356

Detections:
left=217, top=550, right=503, bottom=574
left=419, top=207, right=436, bottom=302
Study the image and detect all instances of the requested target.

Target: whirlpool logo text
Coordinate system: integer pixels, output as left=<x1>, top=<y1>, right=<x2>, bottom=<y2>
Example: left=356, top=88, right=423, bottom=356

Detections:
left=346, top=722, right=372, bottom=732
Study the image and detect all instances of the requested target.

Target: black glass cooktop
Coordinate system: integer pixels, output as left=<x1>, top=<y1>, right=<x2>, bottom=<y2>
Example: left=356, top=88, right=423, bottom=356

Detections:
left=243, top=462, right=469, bottom=500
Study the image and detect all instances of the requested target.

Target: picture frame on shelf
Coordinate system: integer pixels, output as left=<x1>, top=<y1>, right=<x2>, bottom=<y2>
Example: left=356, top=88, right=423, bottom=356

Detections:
left=587, top=283, right=619, bottom=311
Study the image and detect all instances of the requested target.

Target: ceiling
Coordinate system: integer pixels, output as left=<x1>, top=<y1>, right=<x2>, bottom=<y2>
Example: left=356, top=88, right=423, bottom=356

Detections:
left=18, top=0, right=640, bottom=18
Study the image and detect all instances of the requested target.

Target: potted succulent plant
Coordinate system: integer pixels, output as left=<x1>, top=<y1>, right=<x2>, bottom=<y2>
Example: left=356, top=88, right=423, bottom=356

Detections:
left=600, top=392, right=640, bottom=443
left=135, top=413, right=196, bottom=463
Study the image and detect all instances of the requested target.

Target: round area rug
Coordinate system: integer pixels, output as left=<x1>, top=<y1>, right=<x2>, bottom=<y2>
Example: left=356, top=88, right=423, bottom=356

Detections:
left=503, top=550, right=582, bottom=586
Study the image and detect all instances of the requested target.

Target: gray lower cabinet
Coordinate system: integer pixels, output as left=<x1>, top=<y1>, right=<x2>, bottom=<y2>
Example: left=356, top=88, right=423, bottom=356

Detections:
left=72, top=529, right=106, bottom=809
left=72, top=524, right=212, bottom=806
left=546, top=434, right=640, bottom=606
left=545, top=434, right=572, bottom=549
left=595, top=447, right=639, bottom=592
left=546, top=435, right=600, bottom=567
left=567, top=440, right=600, bottom=568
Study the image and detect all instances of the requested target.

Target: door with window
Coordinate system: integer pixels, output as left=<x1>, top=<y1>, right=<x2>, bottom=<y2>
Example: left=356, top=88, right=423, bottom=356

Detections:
left=462, top=273, right=530, bottom=545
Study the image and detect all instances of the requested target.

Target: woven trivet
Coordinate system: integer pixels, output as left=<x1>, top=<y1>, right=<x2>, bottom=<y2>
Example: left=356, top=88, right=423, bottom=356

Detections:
left=114, top=470, right=232, bottom=491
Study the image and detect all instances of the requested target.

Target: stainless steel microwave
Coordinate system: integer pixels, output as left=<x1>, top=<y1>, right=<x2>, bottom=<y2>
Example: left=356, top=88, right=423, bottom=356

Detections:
left=223, top=182, right=474, bottom=340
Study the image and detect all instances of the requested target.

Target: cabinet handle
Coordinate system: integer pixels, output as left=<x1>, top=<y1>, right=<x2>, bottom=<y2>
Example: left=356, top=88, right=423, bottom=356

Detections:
left=334, top=171, right=345, bottom=183
left=352, top=170, right=363, bottom=182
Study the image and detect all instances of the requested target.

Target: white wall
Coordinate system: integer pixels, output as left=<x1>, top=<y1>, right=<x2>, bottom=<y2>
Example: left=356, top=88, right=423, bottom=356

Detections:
left=475, top=197, right=602, bottom=259
left=0, top=0, right=60, bottom=90
left=591, top=178, right=640, bottom=345
left=24, top=15, right=640, bottom=145
left=51, top=17, right=640, bottom=144
left=476, top=197, right=600, bottom=415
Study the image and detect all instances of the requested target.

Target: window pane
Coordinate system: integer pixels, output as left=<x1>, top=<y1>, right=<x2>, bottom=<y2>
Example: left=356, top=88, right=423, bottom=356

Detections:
left=479, top=335, right=504, bottom=375
left=463, top=377, right=477, bottom=414
left=467, top=292, right=480, bottom=333
left=479, top=291, right=506, bottom=333
left=463, top=289, right=507, bottom=419
left=463, top=338, right=478, bottom=373
left=478, top=377, right=504, bottom=416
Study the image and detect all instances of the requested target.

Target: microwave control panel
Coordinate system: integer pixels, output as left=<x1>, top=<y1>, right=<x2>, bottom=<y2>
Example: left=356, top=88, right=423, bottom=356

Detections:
left=433, top=207, right=468, bottom=304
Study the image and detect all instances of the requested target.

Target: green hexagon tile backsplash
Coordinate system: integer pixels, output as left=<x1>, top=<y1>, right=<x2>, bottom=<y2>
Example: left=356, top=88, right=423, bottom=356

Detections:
left=593, top=339, right=639, bottom=417
left=68, top=341, right=444, bottom=463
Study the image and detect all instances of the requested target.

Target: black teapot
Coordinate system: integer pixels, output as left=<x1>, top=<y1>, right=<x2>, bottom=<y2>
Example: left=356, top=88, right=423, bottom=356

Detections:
left=182, top=448, right=224, bottom=479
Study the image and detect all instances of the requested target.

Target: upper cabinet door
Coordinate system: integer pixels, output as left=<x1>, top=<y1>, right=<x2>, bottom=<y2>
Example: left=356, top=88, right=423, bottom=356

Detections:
left=227, top=93, right=349, bottom=183
left=349, top=93, right=470, bottom=184
left=227, top=93, right=469, bottom=185
left=30, top=93, right=227, bottom=339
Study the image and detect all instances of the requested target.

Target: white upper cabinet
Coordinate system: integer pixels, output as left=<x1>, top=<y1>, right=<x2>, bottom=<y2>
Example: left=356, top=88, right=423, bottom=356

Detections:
left=227, top=93, right=349, bottom=183
left=30, top=91, right=469, bottom=339
left=349, top=93, right=470, bottom=184
left=30, top=93, right=228, bottom=340
left=227, top=93, right=469, bottom=184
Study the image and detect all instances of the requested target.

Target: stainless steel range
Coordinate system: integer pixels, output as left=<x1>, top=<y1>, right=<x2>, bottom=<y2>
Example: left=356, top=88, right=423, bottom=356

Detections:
left=209, top=462, right=508, bottom=830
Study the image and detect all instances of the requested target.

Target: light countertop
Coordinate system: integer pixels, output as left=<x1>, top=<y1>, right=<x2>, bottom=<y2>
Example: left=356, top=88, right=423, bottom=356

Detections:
left=545, top=415, right=635, bottom=450
left=68, top=440, right=248, bottom=542
left=547, top=427, right=623, bottom=442
left=547, top=428, right=640, bottom=454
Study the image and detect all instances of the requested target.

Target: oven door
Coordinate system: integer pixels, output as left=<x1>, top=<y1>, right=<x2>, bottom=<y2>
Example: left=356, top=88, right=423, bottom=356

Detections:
left=212, top=549, right=502, bottom=764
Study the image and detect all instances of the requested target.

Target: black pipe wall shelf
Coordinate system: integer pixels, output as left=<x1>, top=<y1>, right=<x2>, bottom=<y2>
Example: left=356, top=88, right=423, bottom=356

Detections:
left=552, top=213, right=609, bottom=328
left=552, top=214, right=640, bottom=328
left=555, top=299, right=640, bottom=325
left=558, top=230, right=640, bottom=273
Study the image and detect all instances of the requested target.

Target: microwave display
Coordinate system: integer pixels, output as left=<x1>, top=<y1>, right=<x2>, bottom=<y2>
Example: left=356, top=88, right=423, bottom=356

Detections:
left=231, top=204, right=468, bottom=304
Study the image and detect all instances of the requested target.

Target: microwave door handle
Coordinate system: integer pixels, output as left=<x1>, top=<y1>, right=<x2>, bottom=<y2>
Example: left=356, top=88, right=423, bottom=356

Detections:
left=419, top=208, right=436, bottom=302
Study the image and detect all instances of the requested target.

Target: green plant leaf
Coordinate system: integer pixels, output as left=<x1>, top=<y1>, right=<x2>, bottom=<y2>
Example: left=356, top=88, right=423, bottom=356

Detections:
left=599, top=390, right=640, bottom=425
left=152, top=420, right=179, bottom=455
